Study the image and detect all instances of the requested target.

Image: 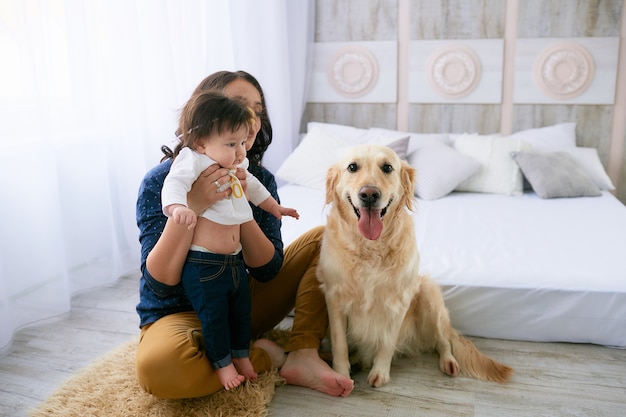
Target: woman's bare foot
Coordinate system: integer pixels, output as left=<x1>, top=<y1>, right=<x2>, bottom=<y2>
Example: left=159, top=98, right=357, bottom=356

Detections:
left=233, top=357, right=258, bottom=381
left=216, top=363, right=245, bottom=390
left=253, top=338, right=287, bottom=369
left=280, top=348, right=354, bottom=397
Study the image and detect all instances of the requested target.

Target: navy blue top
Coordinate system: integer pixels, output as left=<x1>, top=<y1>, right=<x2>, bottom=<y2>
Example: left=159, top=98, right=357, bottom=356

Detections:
left=135, top=158, right=284, bottom=328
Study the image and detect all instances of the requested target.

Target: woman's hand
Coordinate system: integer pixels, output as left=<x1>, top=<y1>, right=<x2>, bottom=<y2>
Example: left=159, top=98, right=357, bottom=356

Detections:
left=188, top=164, right=232, bottom=214
left=234, top=167, right=248, bottom=199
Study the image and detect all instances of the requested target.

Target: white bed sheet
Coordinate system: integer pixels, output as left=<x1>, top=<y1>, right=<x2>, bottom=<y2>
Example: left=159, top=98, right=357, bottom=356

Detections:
left=278, top=184, right=626, bottom=348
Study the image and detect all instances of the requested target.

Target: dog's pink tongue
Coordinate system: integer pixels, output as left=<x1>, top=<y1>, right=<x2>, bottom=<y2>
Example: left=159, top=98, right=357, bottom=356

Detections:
left=358, top=208, right=383, bottom=240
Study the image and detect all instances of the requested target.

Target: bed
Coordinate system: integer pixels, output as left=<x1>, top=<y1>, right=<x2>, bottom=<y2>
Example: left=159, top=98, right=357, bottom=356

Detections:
left=275, top=121, right=626, bottom=348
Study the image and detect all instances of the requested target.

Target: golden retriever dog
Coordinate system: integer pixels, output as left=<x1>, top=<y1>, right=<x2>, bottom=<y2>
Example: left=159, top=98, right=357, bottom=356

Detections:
left=318, top=144, right=513, bottom=388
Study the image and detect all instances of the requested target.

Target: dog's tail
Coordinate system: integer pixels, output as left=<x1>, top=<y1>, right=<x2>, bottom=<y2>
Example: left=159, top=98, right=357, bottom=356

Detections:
left=450, top=331, right=513, bottom=383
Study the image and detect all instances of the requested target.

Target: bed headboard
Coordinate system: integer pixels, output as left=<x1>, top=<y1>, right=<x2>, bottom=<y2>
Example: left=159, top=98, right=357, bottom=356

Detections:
left=301, top=0, right=626, bottom=204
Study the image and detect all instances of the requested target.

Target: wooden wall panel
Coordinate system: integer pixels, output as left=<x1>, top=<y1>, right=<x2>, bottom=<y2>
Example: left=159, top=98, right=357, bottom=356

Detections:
left=300, top=103, right=396, bottom=132
left=410, top=0, right=506, bottom=39
left=407, top=104, right=501, bottom=134
left=315, top=0, right=398, bottom=41
left=517, top=0, right=622, bottom=37
left=512, top=104, right=614, bottom=156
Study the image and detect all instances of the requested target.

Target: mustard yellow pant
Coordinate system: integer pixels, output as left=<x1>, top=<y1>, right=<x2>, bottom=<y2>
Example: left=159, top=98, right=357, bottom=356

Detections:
left=136, top=226, right=328, bottom=398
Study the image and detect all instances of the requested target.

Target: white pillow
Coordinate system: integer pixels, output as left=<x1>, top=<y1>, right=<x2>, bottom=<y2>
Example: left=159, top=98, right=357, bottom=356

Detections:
left=306, top=121, right=367, bottom=141
left=454, top=133, right=531, bottom=195
left=277, top=127, right=411, bottom=190
left=509, top=122, right=577, bottom=151
left=561, top=147, right=615, bottom=190
left=276, top=127, right=354, bottom=190
left=367, top=127, right=450, bottom=154
left=337, top=136, right=410, bottom=161
left=449, top=132, right=481, bottom=146
left=408, top=143, right=481, bottom=200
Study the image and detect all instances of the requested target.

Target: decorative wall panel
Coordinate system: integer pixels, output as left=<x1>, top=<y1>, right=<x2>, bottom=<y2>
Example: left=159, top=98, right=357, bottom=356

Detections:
left=408, top=39, right=503, bottom=103
left=308, top=41, right=397, bottom=103
left=514, top=37, right=619, bottom=104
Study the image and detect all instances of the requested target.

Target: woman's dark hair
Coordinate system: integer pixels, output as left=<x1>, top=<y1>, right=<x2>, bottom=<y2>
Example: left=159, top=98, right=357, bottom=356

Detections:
left=161, top=70, right=272, bottom=166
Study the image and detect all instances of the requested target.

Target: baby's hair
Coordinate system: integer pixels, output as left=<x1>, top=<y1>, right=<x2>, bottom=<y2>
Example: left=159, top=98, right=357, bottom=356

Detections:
left=173, top=91, right=255, bottom=157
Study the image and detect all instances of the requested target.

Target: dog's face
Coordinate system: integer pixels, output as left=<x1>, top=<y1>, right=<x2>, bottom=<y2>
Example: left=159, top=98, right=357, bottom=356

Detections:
left=325, top=144, right=416, bottom=240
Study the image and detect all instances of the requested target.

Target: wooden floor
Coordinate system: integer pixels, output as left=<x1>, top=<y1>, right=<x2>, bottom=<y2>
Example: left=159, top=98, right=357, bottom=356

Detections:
left=1, top=273, right=625, bottom=417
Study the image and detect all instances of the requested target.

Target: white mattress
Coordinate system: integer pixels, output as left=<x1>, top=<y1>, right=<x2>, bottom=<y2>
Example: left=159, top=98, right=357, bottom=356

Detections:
left=278, top=184, right=626, bottom=348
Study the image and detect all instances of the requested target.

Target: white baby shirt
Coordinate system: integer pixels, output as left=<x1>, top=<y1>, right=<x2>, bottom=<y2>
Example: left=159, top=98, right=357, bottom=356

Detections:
left=162, top=147, right=271, bottom=225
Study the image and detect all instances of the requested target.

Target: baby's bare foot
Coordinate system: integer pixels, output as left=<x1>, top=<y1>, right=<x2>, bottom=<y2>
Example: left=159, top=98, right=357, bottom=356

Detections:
left=233, top=357, right=258, bottom=381
left=253, top=338, right=287, bottom=369
left=216, top=364, right=245, bottom=390
left=280, top=348, right=354, bottom=397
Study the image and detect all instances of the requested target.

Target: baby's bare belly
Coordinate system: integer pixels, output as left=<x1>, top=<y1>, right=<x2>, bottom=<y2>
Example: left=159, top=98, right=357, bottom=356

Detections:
left=191, top=217, right=241, bottom=254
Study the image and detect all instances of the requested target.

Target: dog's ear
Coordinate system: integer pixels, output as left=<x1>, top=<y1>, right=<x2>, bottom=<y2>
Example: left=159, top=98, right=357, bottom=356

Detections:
left=325, top=164, right=340, bottom=204
left=400, top=161, right=416, bottom=211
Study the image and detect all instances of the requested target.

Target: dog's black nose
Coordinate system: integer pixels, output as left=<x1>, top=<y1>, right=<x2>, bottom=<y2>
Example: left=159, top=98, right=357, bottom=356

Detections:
left=358, top=186, right=381, bottom=206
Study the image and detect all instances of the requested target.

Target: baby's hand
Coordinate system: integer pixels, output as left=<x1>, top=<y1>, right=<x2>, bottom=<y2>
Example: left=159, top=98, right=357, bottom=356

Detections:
left=275, top=206, right=300, bottom=220
left=172, top=205, right=197, bottom=229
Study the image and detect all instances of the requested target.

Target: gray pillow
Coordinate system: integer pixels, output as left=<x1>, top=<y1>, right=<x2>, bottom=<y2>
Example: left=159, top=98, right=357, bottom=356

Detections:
left=512, top=151, right=601, bottom=199
left=385, top=136, right=410, bottom=160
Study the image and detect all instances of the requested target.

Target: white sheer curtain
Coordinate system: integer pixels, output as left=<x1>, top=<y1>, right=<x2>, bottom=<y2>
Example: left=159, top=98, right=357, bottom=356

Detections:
left=0, top=0, right=312, bottom=349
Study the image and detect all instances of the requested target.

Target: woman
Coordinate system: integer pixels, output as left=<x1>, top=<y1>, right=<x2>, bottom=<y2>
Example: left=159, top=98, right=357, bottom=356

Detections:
left=135, top=70, right=354, bottom=398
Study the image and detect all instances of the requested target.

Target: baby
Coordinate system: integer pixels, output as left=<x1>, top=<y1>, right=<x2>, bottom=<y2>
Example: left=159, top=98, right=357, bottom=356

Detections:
left=161, top=90, right=298, bottom=390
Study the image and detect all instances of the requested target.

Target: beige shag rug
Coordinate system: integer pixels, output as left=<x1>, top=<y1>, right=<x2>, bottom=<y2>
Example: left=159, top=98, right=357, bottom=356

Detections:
left=30, top=334, right=287, bottom=417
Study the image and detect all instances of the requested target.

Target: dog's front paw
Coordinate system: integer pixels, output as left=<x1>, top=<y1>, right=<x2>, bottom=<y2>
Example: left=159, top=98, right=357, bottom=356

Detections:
left=439, top=355, right=459, bottom=377
left=332, top=361, right=351, bottom=378
left=367, top=368, right=390, bottom=387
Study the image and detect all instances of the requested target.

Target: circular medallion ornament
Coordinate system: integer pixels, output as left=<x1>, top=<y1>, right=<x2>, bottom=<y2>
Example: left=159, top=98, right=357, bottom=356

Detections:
left=533, top=42, right=595, bottom=100
left=426, top=45, right=482, bottom=99
left=327, top=46, right=379, bottom=98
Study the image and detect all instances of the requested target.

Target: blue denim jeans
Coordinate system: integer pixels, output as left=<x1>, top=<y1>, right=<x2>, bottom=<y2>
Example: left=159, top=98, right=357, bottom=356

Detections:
left=181, top=250, right=251, bottom=369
